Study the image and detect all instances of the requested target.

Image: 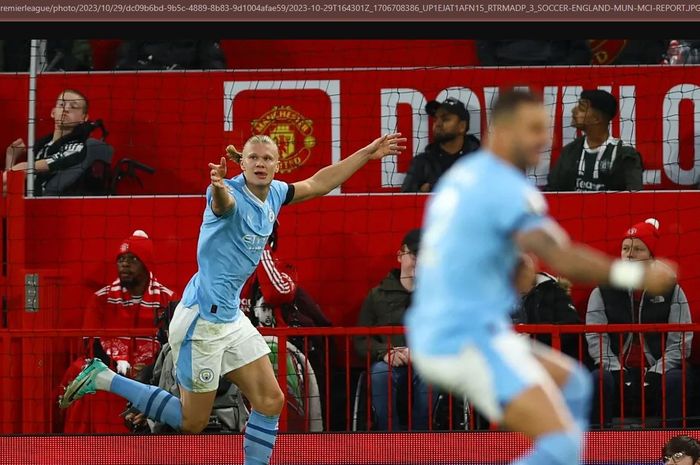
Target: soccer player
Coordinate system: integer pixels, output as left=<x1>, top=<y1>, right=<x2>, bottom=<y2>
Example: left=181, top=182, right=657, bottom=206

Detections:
left=60, top=132, right=406, bottom=464
left=405, top=90, right=676, bottom=465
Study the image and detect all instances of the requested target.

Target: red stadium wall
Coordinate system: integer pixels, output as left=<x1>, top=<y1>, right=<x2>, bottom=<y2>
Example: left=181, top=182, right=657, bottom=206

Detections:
left=2, top=66, right=700, bottom=194
left=5, top=187, right=700, bottom=332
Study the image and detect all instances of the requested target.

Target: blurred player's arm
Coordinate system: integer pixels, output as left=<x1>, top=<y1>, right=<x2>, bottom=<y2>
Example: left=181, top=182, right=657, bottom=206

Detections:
left=515, top=221, right=676, bottom=295
left=208, top=156, right=235, bottom=216
left=289, top=133, right=407, bottom=204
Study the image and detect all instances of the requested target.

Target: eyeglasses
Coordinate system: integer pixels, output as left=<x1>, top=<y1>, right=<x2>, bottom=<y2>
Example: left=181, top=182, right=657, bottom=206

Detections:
left=663, top=452, right=688, bottom=464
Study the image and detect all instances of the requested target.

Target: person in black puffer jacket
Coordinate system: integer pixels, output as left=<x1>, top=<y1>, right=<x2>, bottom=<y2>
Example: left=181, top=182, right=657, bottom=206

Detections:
left=512, top=254, right=584, bottom=361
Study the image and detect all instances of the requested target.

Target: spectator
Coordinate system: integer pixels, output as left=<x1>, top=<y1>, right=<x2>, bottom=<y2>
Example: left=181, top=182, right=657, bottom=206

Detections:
left=60, top=230, right=178, bottom=433
left=476, top=40, right=590, bottom=66
left=547, top=89, right=643, bottom=192
left=354, top=228, right=435, bottom=430
left=512, top=254, right=583, bottom=361
left=586, top=218, right=692, bottom=427
left=115, top=40, right=226, bottom=70
left=662, top=435, right=700, bottom=465
left=401, top=98, right=480, bottom=192
left=240, top=223, right=330, bottom=432
left=5, top=89, right=96, bottom=195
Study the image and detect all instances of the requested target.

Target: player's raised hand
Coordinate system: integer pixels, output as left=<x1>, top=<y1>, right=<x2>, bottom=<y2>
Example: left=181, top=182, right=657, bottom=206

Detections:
left=364, top=133, right=407, bottom=160
left=208, top=156, right=227, bottom=189
left=643, top=259, right=678, bottom=295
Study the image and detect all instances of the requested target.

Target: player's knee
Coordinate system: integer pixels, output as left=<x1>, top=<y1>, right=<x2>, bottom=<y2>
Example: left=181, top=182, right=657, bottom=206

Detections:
left=180, top=415, right=210, bottom=434
left=253, top=386, right=285, bottom=416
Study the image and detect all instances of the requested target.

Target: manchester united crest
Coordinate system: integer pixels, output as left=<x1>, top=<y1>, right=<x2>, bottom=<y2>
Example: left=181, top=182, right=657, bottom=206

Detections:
left=252, top=106, right=316, bottom=173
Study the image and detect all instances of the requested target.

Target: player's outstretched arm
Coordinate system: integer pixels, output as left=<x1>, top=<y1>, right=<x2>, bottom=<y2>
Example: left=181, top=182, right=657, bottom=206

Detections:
left=516, top=222, right=677, bottom=295
left=289, top=133, right=407, bottom=204
left=208, top=156, right=235, bottom=216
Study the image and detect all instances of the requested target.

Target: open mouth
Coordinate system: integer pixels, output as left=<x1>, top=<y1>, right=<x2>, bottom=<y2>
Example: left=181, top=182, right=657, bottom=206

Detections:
left=254, top=171, right=267, bottom=180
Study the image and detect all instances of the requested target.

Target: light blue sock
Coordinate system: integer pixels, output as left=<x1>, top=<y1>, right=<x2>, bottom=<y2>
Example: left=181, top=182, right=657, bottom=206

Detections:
left=511, top=430, right=581, bottom=465
left=562, top=364, right=593, bottom=432
left=110, top=375, right=183, bottom=430
left=244, top=410, right=279, bottom=465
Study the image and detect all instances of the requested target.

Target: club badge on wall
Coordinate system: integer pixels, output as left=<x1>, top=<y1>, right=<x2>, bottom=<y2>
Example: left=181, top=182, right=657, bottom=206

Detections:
left=252, top=106, right=317, bottom=174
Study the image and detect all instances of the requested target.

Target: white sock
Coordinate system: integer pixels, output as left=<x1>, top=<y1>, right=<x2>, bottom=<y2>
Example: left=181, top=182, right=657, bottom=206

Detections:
left=94, top=368, right=116, bottom=391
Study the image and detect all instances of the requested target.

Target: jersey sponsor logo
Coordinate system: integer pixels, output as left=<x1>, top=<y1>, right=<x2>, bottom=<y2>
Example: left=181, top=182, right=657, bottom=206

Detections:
left=198, top=368, right=214, bottom=383
left=252, top=106, right=316, bottom=173
left=242, top=234, right=268, bottom=252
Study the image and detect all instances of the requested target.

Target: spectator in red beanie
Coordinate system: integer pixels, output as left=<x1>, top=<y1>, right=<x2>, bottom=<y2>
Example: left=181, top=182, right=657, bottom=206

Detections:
left=60, top=230, right=178, bottom=433
left=586, top=218, right=692, bottom=428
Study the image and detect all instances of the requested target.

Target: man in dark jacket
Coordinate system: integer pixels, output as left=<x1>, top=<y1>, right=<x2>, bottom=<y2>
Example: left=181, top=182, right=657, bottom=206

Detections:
left=401, top=98, right=480, bottom=192
left=586, top=218, right=692, bottom=427
left=512, top=254, right=583, bottom=361
left=547, top=89, right=643, bottom=192
left=4, top=89, right=93, bottom=195
left=354, top=229, right=434, bottom=430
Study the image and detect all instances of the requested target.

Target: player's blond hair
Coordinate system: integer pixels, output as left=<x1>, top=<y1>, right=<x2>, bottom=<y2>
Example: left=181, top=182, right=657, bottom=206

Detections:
left=225, top=135, right=278, bottom=163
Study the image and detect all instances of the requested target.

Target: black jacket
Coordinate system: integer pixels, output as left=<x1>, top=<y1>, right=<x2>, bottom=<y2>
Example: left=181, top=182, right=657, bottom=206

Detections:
left=586, top=285, right=691, bottom=374
left=34, top=121, right=98, bottom=195
left=547, top=136, right=643, bottom=192
left=401, top=135, right=480, bottom=193
left=354, top=269, right=411, bottom=362
left=513, top=273, right=582, bottom=360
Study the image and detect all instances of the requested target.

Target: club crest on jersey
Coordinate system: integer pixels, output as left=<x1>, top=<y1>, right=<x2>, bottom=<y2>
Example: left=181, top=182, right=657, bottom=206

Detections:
left=268, top=208, right=275, bottom=223
left=252, top=106, right=316, bottom=173
left=198, top=368, right=214, bottom=383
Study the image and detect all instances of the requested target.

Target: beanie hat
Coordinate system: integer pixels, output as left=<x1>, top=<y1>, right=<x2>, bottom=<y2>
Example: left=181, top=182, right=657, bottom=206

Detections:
left=117, top=230, right=154, bottom=271
left=625, top=218, right=660, bottom=256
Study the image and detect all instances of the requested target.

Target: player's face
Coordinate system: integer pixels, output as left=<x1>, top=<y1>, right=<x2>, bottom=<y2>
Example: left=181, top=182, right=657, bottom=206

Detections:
left=432, top=108, right=466, bottom=144
left=50, top=91, right=88, bottom=130
left=621, top=238, right=652, bottom=261
left=509, top=103, right=550, bottom=170
left=571, top=98, right=599, bottom=129
left=240, top=142, right=280, bottom=187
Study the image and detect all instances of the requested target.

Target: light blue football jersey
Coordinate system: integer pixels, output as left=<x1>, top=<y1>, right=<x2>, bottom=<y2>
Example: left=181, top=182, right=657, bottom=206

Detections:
left=181, top=175, right=290, bottom=323
left=406, top=150, right=551, bottom=355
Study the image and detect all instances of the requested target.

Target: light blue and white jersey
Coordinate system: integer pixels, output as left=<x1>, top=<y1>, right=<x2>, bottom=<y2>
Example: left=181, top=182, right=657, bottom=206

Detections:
left=406, top=150, right=551, bottom=355
left=181, top=174, right=291, bottom=323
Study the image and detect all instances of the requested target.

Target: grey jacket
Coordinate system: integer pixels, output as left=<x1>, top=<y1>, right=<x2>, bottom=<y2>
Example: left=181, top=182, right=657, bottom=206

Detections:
left=585, top=285, right=692, bottom=374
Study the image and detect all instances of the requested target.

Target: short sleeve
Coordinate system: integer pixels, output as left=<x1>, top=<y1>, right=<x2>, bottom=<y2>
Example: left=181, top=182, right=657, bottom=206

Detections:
left=205, top=184, right=236, bottom=220
left=498, top=183, right=550, bottom=235
left=269, top=181, right=290, bottom=212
